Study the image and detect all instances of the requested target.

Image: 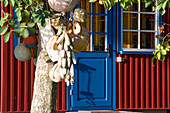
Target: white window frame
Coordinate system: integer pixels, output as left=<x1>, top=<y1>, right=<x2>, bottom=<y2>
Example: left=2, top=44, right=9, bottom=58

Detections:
left=121, top=1, right=158, bottom=52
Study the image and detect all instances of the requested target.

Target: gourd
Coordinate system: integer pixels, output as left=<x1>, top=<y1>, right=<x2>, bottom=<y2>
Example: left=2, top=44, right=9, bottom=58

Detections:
left=14, top=43, right=32, bottom=61
left=48, top=0, right=79, bottom=12
left=70, top=26, right=90, bottom=53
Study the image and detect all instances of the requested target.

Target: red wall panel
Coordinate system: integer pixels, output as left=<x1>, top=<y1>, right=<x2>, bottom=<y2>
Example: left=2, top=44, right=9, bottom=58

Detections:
left=117, top=54, right=170, bottom=110
left=0, top=2, right=66, bottom=113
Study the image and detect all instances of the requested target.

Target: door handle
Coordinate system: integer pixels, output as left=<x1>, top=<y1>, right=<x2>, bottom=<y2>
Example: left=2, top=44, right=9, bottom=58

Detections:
left=108, top=44, right=111, bottom=58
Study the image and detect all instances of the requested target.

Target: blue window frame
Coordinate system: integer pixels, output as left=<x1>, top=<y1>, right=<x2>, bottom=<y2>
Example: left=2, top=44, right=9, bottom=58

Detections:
left=74, top=2, right=109, bottom=52
left=117, top=1, right=162, bottom=55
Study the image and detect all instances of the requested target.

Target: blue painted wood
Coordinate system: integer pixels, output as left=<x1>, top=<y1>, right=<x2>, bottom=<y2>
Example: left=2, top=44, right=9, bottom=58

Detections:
left=13, top=8, right=18, bottom=48
left=67, top=5, right=117, bottom=111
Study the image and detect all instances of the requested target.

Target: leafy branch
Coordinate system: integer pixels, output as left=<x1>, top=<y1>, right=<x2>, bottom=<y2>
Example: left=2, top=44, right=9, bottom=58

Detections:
left=89, top=0, right=170, bottom=15
left=152, top=24, right=170, bottom=66
left=0, top=0, right=52, bottom=42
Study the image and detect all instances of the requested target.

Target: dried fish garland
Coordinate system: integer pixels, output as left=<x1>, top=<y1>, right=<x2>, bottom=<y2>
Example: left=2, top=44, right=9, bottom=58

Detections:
left=48, top=25, right=77, bottom=86
left=48, top=8, right=89, bottom=86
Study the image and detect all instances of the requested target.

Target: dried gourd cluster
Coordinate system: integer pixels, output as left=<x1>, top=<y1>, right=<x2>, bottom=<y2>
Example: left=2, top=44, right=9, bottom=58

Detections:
left=38, top=8, right=89, bottom=86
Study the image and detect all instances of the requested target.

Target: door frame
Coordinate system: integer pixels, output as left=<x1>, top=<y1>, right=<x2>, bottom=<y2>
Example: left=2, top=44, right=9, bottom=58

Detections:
left=66, top=5, right=117, bottom=111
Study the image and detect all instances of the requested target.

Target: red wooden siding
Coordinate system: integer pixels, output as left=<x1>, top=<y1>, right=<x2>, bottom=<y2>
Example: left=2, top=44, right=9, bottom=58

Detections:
left=0, top=2, right=66, bottom=113
left=117, top=8, right=170, bottom=110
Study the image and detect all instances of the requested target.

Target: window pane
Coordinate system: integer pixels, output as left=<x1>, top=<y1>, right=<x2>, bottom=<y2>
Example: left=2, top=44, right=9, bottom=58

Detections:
left=123, top=3, right=138, bottom=11
left=140, top=32, right=155, bottom=49
left=140, top=14, right=155, bottom=30
left=123, top=13, right=138, bottom=30
left=140, top=2, right=155, bottom=12
left=93, top=15, right=106, bottom=33
left=93, top=34, right=106, bottom=51
left=93, top=2, right=106, bottom=14
left=123, top=31, right=138, bottom=48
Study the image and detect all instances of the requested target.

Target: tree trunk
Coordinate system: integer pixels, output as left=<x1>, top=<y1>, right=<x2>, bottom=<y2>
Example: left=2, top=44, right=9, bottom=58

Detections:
left=31, top=33, right=58, bottom=113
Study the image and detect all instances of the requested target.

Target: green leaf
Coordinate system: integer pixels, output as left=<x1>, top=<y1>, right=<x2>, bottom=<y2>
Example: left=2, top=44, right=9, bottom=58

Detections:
left=28, top=22, right=35, bottom=28
left=9, top=0, right=15, bottom=7
left=111, top=0, right=115, bottom=6
left=160, top=9, right=166, bottom=15
left=157, top=52, right=161, bottom=60
left=152, top=56, right=157, bottom=66
left=23, top=29, right=29, bottom=38
left=162, top=0, right=168, bottom=10
left=41, top=18, right=47, bottom=27
left=156, top=35, right=164, bottom=40
left=3, top=14, right=8, bottom=19
left=89, top=0, right=97, bottom=2
left=29, top=28, right=36, bottom=35
left=152, top=6, right=156, bottom=11
left=153, top=50, right=159, bottom=55
left=23, top=10, right=30, bottom=17
left=120, top=2, right=126, bottom=8
left=33, top=15, right=40, bottom=23
left=3, top=32, right=10, bottom=43
left=20, top=23, right=26, bottom=27
left=0, top=20, right=5, bottom=26
left=157, top=3, right=163, bottom=10
left=160, top=55, right=166, bottom=61
left=9, top=21, right=18, bottom=28
left=16, top=10, right=21, bottom=17
left=18, top=16, right=22, bottom=21
left=145, top=1, right=152, bottom=8
left=0, top=26, right=8, bottom=35
left=161, top=49, right=167, bottom=55
left=13, top=28, right=24, bottom=37
left=99, top=0, right=103, bottom=4
left=3, top=0, right=8, bottom=7
left=167, top=35, right=170, bottom=37
left=28, top=0, right=32, bottom=5
left=38, top=1, right=44, bottom=6
left=165, top=48, right=170, bottom=51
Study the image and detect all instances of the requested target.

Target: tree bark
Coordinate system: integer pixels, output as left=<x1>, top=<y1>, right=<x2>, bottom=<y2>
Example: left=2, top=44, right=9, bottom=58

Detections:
left=31, top=33, right=58, bottom=113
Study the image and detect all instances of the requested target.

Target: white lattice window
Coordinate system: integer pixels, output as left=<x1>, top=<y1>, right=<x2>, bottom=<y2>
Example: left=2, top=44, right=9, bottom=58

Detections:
left=121, top=1, right=158, bottom=52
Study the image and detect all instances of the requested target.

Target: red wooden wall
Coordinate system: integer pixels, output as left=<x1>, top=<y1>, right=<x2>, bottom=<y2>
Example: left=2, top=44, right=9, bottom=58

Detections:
left=0, top=2, right=66, bottom=113
left=116, top=8, right=170, bottom=110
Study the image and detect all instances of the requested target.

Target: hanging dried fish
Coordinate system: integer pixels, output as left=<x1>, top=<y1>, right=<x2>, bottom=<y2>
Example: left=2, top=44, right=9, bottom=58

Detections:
left=57, top=27, right=63, bottom=36
left=62, top=57, right=67, bottom=68
left=49, top=63, right=62, bottom=83
left=65, top=33, right=71, bottom=46
left=57, top=33, right=65, bottom=44
left=72, top=52, right=77, bottom=64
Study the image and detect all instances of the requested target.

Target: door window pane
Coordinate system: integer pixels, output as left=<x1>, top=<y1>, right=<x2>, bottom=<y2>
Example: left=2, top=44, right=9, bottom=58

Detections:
left=140, top=32, right=155, bottom=49
left=79, top=0, right=91, bottom=13
left=93, top=34, right=106, bottom=51
left=123, top=31, right=138, bottom=48
left=93, top=15, right=106, bottom=33
left=140, top=14, right=155, bottom=30
left=123, top=13, right=138, bottom=30
left=93, top=2, right=106, bottom=14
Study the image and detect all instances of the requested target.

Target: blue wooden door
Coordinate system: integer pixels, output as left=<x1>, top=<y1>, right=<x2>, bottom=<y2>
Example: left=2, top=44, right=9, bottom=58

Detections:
left=67, top=2, right=116, bottom=111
